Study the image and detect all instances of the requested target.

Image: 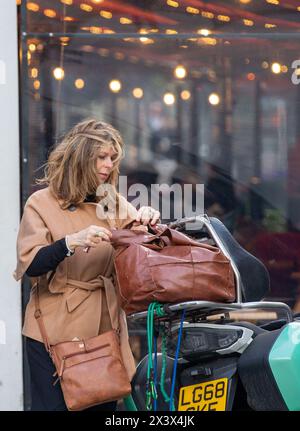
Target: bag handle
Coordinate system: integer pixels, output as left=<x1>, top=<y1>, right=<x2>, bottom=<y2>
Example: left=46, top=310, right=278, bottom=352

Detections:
left=111, top=224, right=211, bottom=249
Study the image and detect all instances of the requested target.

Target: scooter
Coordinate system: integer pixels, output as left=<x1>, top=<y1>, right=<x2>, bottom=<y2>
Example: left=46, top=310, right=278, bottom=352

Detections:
left=125, top=215, right=300, bottom=411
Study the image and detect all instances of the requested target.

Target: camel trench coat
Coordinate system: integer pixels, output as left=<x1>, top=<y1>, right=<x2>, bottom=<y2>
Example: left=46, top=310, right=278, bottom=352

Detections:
left=14, top=187, right=139, bottom=381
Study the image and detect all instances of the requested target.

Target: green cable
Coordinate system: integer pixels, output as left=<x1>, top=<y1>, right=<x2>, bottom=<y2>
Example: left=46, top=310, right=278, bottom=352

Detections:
left=123, top=394, right=138, bottom=411
left=160, top=326, right=170, bottom=402
left=146, top=302, right=156, bottom=410
left=146, top=302, right=166, bottom=410
left=146, top=303, right=153, bottom=410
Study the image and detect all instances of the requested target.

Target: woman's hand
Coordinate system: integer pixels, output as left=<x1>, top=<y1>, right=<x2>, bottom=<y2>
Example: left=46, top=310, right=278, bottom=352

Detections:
left=66, top=225, right=112, bottom=251
left=135, top=206, right=161, bottom=226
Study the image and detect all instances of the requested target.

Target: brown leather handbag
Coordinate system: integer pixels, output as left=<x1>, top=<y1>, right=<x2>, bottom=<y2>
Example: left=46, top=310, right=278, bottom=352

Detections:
left=111, top=224, right=236, bottom=315
left=34, top=276, right=132, bottom=411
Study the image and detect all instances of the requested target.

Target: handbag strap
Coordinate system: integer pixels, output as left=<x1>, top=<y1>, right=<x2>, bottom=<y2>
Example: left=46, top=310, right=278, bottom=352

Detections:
left=101, top=274, right=121, bottom=335
left=34, top=275, right=52, bottom=353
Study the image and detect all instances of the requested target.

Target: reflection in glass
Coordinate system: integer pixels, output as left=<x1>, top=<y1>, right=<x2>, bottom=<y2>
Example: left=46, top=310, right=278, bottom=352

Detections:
left=19, top=0, right=300, bottom=310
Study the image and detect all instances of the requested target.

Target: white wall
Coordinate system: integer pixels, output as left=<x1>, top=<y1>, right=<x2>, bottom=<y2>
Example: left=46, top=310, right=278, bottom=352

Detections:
left=0, top=1, right=23, bottom=410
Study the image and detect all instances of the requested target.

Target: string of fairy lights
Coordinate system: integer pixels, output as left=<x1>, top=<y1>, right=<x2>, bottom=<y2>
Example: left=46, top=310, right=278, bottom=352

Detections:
left=22, top=0, right=300, bottom=106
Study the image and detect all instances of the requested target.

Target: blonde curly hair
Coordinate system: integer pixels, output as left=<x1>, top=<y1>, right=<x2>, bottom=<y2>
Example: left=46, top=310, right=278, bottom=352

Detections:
left=37, top=118, right=124, bottom=209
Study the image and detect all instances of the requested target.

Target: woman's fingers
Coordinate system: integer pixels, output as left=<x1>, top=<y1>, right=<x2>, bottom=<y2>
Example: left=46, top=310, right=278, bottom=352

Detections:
left=135, top=207, right=147, bottom=224
left=96, top=233, right=111, bottom=242
left=82, top=226, right=112, bottom=250
left=91, top=225, right=112, bottom=238
left=135, top=207, right=160, bottom=226
left=150, top=211, right=161, bottom=225
left=77, top=225, right=113, bottom=253
left=90, top=232, right=111, bottom=243
left=135, top=206, right=151, bottom=223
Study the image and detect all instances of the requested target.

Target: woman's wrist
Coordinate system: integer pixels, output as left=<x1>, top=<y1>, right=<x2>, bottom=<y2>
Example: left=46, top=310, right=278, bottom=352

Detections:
left=65, top=234, right=77, bottom=251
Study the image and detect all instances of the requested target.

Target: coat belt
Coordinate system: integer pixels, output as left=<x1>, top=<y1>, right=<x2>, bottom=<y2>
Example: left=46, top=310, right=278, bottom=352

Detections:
left=65, top=276, right=118, bottom=329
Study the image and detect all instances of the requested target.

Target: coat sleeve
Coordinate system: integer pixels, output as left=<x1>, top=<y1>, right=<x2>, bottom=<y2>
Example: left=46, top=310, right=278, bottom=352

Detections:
left=13, top=195, right=52, bottom=281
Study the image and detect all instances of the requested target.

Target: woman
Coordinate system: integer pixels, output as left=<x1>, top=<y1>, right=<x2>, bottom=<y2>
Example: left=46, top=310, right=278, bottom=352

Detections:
left=14, top=118, right=160, bottom=411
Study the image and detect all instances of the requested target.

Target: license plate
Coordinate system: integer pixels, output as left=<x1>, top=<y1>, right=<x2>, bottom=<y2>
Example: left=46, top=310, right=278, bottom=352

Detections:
left=178, top=378, right=228, bottom=411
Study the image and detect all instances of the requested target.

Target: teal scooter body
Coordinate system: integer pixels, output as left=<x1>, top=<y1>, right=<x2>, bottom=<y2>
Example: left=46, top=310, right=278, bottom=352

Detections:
left=269, top=321, right=300, bottom=411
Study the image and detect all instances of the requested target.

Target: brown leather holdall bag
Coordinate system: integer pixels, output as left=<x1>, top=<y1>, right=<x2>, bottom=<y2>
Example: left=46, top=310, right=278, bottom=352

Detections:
left=34, top=276, right=132, bottom=411
left=111, top=224, right=236, bottom=315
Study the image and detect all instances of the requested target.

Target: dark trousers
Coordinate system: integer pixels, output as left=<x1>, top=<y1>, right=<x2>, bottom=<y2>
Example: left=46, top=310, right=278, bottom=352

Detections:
left=25, top=337, right=118, bottom=411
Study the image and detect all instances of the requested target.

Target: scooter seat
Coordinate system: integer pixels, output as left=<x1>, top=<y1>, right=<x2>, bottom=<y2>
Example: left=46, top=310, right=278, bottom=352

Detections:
left=209, top=217, right=270, bottom=302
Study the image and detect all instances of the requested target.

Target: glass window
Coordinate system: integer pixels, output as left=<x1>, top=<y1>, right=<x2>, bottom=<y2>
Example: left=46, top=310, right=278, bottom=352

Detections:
left=19, top=0, right=300, bottom=322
